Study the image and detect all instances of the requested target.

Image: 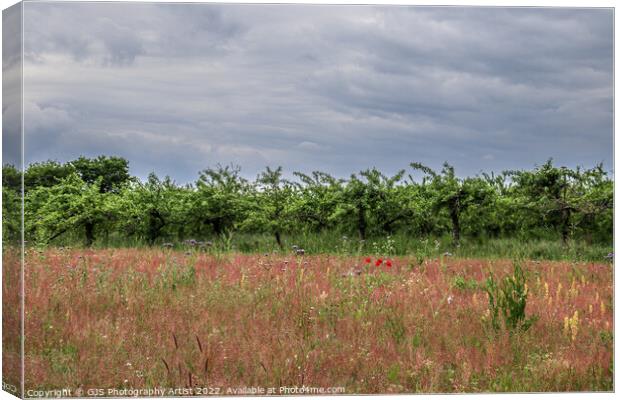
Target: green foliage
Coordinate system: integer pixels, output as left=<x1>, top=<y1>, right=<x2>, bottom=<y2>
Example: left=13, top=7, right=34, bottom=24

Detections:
left=118, top=173, right=187, bottom=245
left=25, top=173, right=118, bottom=246
left=24, top=160, right=75, bottom=192
left=484, top=262, right=537, bottom=333
left=509, top=160, right=612, bottom=244
left=334, top=168, right=411, bottom=240
left=452, top=275, right=479, bottom=290
left=4, top=156, right=612, bottom=251
left=2, top=185, right=21, bottom=243
left=191, top=164, right=251, bottom=236
left=70, top=155, right=130, bottom=193
left=411, top=162, right=494, bottom=245
left=2, top=163, right=22, bottom=192
left=243, top=166, right=295, bottom=249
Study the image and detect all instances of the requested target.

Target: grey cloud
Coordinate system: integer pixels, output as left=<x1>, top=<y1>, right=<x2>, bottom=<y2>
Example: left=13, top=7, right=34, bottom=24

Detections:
left=3, top=3, right=22, bottom=167
left=17, top=3, right=613, bottom=183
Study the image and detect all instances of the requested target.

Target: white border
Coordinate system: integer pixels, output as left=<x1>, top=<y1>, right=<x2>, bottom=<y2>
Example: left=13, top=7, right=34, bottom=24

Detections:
left=0, top=2, right=616, bottom=400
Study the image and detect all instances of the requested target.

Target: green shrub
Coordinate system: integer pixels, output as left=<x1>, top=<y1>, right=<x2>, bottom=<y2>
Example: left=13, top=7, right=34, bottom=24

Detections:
left=484, top=262, right=537, bottom=333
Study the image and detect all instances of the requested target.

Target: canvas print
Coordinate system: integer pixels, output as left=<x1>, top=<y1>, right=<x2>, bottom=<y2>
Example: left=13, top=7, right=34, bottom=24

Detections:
left=2, top=1, right=614, bottom=397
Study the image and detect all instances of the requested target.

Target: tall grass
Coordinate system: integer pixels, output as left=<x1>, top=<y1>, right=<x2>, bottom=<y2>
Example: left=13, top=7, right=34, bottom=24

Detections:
left=22, top=248, right=613, bottom=393
left=44, top=231, right=613, bottom=262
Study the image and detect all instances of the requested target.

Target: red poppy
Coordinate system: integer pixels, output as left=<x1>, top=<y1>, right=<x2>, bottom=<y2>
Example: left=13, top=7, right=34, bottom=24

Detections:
left=364, top=257, right=372, bottom=264
left=375, top=259, right=383, bottom=267
left=386, top=260, right=392, bottom=268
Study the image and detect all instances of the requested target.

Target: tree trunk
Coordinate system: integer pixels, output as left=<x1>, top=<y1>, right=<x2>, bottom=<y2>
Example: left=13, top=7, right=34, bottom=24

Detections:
left=357, top=206, right=367, bottom=241
left=561, top=208, right=571, bottom=246
left=274, top=231, right=283, bottom=250
left=450, top=208, right=460, bottom=246
left=211, top=218, right=223, bottom=236
left=148, top=210, right=165, bottom=246
left=84, top=221, right=95, bottom=247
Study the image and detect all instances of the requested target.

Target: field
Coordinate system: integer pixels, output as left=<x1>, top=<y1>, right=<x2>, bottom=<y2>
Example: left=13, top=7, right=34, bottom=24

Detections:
left=15, top=247, right=613, bottom=394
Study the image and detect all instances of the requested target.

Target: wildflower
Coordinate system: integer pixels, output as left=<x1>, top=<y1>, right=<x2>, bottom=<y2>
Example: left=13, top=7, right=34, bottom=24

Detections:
left=364, top=257, right=372, bottom=264
left=386, top=260, right=392, bottom=268
left=563, top=311, right=580, bottom=341
left=375, top=259, right=383, bottom=267
left=569, top=311, right=579, bottom=341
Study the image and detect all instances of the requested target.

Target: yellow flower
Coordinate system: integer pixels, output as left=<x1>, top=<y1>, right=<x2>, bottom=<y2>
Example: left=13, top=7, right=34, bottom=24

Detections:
left=570, top=311, right=579, bottom=341
left=569, top=279, right=578, bottom=298
left=564, top=311, right=579, bottom=341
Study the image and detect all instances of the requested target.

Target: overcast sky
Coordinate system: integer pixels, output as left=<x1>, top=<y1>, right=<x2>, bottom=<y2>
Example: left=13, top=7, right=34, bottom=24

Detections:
left=10, top=3, right=614, bottom=183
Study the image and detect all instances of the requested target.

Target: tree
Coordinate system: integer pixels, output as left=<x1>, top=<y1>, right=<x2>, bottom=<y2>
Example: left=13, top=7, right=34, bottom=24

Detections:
left=2, top=164, right=22, bottom=243
left=2, top=164, right=22, bottom=193
left=24, top=161, right=74, bottom=192
left=70, top=155, right=130, bottom=193
left=334, top=168, right=409, bottom=240
left=411, top=162, right=493, bottom=246
left=510, top=160, right=613, bottom=244
left=119, top=173, right=187, bottom=245
left=26, top=173, right=118, bottom=246
left=190, top=164, right=251, bottom=236
left=290, top=171, right=343, bottom=232
left=245, top=166, right=294, bottom=249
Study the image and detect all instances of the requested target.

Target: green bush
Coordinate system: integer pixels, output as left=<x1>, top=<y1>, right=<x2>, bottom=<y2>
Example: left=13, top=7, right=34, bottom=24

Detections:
left=484, top=262, right=538, bottom=333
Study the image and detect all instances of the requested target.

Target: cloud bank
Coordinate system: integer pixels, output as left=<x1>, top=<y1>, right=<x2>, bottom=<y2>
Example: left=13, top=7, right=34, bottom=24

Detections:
left=19, top=3, right=613, bottom=183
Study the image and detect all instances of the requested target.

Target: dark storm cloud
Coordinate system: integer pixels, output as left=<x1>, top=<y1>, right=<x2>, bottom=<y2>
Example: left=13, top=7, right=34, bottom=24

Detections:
left=3, top=3, right=22, bottom=167
left=19, top=3, right=613, bottom=183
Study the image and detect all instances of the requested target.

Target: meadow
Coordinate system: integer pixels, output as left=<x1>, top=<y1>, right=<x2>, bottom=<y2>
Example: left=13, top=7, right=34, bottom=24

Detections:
left=18, top=246, right=613, bottom=394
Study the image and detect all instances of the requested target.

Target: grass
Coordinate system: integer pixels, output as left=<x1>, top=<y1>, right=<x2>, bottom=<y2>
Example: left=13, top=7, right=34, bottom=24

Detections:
left=16, top=247, right=613, bottom=394
left=2, top=248, right=22, bottom=397
left=46, top=231, right=613, bottom=263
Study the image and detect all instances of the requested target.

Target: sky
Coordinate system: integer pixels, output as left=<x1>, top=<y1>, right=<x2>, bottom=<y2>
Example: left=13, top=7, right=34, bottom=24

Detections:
left=4, top=3, right=614, bottom=183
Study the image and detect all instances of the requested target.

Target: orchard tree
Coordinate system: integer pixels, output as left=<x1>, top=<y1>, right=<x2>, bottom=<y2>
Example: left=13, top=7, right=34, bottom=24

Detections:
left=190, top=164, right=251, bottom=236
left=2, top=165, right=22, bottom=243
left=334, top=168, right=409, bottom=240
left=26, top=173, right=118, bottom=246
left=2, top=188, right=21, bottom=244
left=70, top=155, right=130, bottom=193
left=24, top=161, right=75, bottom=192
left=3, top=164, right=22, bottom=193
left=290, top=171, right=344, bottom=232
left=119, top=173, right=186, bottom=245
left=245, top=166, right=294, bottom=249
left=411, top=162, right=493, bottom=245
left=510, top=160, right=613, bottom=244
left=572, top=164, right=613, bottom=243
